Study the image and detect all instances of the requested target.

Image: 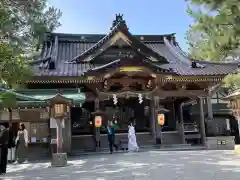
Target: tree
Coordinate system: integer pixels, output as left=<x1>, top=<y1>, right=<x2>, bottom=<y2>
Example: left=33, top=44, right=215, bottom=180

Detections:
left=186, top=0, right=240, bottom=89
left=0, top=0, right=62, bottom=87
left=0, top=0, right=62, bottom=53
left=0, top=0, right=62, bottom=111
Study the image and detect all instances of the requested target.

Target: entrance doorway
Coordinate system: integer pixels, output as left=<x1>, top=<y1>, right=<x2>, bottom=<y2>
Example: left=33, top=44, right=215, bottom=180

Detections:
left=102, top=98, right=150, bottom=133
left=71, top=102, right=94, bottom=136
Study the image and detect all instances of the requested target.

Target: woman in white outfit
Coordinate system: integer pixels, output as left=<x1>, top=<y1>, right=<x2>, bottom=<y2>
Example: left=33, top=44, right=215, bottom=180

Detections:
left=14, top=123, right=28, bottom=164
left=128, top=123, right=139, bottom=152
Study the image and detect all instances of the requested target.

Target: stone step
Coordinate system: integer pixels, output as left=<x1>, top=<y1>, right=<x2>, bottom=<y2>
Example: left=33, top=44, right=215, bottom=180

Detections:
left=70, top=145, right=206, bottom=156
left=160, top=144, right=191, bottom=148
left=162, top=132, right=181, bottom=144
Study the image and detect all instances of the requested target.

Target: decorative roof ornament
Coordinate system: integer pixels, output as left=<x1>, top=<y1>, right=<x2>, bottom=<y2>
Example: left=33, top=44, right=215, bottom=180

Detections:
left=191, top=61, right=205, bottom=68
left=110, top=13, right=127, bottom=30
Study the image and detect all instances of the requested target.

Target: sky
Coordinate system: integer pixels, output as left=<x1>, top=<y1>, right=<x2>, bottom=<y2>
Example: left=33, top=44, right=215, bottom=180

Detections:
left=48, top=0, right=193, bottom=51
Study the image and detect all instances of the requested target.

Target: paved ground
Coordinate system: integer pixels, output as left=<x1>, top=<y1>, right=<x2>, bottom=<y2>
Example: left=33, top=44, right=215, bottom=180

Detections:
left=1, top=150, right=240, bottom=180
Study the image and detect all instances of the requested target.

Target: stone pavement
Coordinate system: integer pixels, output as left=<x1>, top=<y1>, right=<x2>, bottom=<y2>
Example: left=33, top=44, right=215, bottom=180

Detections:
left=1, top=150, right=240, bottom=180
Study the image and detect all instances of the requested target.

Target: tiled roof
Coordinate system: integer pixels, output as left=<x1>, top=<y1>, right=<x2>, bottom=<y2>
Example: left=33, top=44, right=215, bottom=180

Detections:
left=32, top=15, right=239, bottom=77
left=33, top=42, right=96, bottom=76
left=146, top=43, right=238, bottom=75
left=32, top=35, right=239, bottom=77
left=68, top=21, right=169, bottom=64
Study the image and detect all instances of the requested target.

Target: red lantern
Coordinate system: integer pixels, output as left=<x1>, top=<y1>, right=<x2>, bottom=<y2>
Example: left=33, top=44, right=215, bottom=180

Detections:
left=95, top=116, right=102, bottom=128
left=157, top=113, right=165, bottom=126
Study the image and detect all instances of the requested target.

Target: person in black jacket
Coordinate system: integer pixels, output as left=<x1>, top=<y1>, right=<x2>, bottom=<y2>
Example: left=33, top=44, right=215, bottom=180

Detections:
left=0, top=125, right=9, bottom=175
left=8, top=126, right=16, bottom=163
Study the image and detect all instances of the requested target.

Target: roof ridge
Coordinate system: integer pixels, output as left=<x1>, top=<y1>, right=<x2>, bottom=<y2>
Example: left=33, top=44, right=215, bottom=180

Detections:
left=69, top=22, right=169, bottom=64
left=195, top=59, right=240, bottom=66
left=69, top=22, right=122, bottom=63
left=163, top=37, right=191, bottom=65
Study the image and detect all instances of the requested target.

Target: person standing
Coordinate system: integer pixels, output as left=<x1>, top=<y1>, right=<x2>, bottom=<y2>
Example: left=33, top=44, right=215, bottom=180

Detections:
left=8, top=126, right=16, bottom=163
left=107, top=121, right=118, bottom=154
left=14, top=123, right=28, bottom=164
left=0, top=125, right=9, bottom=175
left=128, top=122, right=139, bottom=152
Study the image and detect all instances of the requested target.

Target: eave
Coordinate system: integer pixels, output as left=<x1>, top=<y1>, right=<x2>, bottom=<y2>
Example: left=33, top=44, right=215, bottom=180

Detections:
left=84, top=57, right=174, bottom=77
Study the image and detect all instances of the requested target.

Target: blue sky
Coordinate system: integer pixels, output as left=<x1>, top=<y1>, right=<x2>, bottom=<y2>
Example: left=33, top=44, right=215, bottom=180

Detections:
left=48, top=0, right=193, bottom=51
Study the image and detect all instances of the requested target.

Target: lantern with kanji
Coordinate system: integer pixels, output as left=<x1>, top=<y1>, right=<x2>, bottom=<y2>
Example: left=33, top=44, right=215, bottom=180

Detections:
left=157, top=113, right=165, bottom=126
left=94, top=116, right=102, bottom=128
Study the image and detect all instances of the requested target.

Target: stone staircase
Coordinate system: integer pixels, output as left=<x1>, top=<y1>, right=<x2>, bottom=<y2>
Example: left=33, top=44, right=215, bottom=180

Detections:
left=71, top=131, right=190, bottom=152
left=72, top=135, right=96, bottom=151
left=71, top=133, right=155, bottom=152
left=162, top=131, right=181, bottom=144
left=100, top=133, right=154, bottom=149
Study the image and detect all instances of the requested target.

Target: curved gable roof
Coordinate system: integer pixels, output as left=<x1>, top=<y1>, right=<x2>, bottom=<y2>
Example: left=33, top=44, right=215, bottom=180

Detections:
left=69, top=20, right=168, bottom=64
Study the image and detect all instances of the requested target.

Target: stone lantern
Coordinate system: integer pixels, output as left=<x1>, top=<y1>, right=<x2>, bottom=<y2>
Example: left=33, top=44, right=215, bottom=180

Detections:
left=48, top=93, right=71, bottom=167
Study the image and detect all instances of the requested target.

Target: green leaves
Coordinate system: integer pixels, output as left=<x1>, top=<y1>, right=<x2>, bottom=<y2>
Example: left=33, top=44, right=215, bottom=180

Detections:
left=186, top=0, right=240, bottom=89
left=0, top=0, right=61, bottom=88
left=186, top=0, right=240, bottom=61
left=0, top=91, right=17, bottom=109
left=0, top=0, right=61, bottom=106
left=0, top=0, right=62, bottom=53
left=223, top=73, right=240, bottom=90
left=0, top=43, right=32, bottom=88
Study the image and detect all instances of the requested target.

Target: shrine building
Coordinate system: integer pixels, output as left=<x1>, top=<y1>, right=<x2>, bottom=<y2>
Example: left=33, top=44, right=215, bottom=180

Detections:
left=0, top=14, right=239, bottom=154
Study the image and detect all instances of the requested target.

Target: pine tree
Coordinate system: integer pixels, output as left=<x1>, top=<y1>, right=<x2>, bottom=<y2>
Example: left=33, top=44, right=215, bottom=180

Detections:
left=0, top=0, right=62, bottom=87
left=0, top=0, right=62, bottom=106
left=186, top=0, right=240, bottom=89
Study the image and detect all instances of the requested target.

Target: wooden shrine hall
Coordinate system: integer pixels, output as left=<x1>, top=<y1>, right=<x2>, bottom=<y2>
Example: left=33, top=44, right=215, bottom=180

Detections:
left=1, top=14, right=239, bottom=152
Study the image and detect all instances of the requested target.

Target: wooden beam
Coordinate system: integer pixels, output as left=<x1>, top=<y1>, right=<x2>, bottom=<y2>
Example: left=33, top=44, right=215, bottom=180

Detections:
left=95, top=87, right=207, bottom=100
left=153, top=90, right=208, bottom=97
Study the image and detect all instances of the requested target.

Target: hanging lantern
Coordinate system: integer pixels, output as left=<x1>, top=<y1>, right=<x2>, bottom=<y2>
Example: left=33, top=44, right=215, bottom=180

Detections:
left=157, top=113, right=165, bottom=126
left=95, top=116, right=102, bottom=128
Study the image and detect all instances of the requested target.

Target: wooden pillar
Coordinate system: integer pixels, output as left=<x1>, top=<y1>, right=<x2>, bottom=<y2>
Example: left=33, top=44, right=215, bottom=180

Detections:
left=8, top=108, right=12, bottom=127
left=94, top=99, right=100, bottom=150
left=48, top=106, right=53, bottom=154
left=155, top=96, right=162, bottom=144
left=199, top=97, right=206, bottom=146
left=167, top=100, right=176, bottom=130
left=206, top=96, right=213, bottom=120
left=179, top=103, right=185, bottom=144
left=150, top=97, right=156, bottom=139
left=172, top=101, right=176, bottom=130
